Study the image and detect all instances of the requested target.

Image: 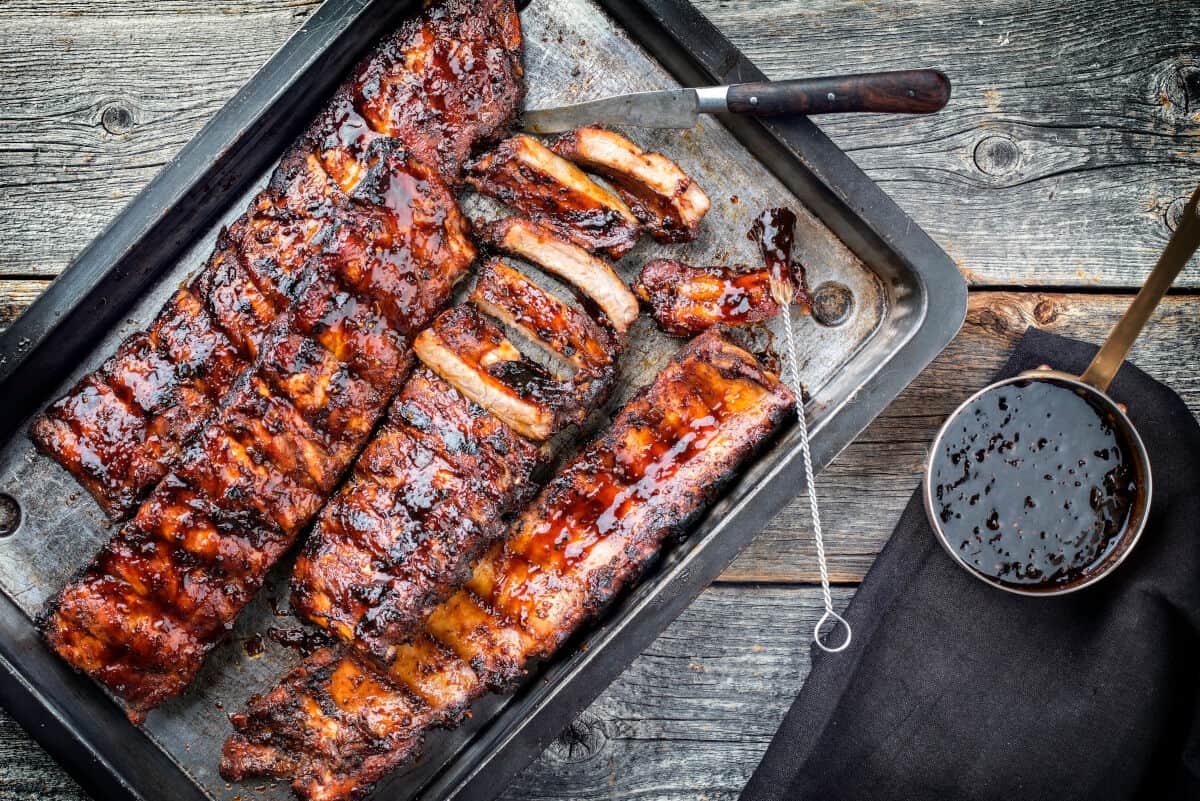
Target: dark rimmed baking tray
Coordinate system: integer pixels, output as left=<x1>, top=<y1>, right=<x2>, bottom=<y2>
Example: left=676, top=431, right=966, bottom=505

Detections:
left=0, top=1, right=966, bottom=799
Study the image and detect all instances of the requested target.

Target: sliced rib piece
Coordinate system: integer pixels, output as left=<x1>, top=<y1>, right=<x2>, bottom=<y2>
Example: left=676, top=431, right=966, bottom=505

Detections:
left=466, top=135, right=640, bottom=259
left=551, top=126, right=710, bottom=242
left=221, top=331, right=795, bottom=800
left=413, top=305, right=591, bottom=441
left=290, top=368, right=543, bottom=664
left=40, top=147, right=477, bottom=721
left=634, top=258, right=782, bottom=336
left=30, top=0, right=523, bottom=520
left=477, top=216, right=639, bottom=334
left=470, top=258, right=616, bottom=375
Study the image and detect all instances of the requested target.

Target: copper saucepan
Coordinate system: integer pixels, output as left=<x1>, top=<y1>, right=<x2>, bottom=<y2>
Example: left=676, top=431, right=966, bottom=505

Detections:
left=923, top=185, right=1200, bottom=596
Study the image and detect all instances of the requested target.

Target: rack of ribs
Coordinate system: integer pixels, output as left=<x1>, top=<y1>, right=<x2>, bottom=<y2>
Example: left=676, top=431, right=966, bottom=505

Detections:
left=36, top=0, right=525, bottom=721
left=30, top=0, right=524, bottom=520
left=293, top=258, right=633, bottom=665
left=221, top=330, right=796, bottom=801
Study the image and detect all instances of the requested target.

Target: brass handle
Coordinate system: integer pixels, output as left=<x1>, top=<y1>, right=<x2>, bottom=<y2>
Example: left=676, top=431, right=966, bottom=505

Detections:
left=1080, top=185, right=1200, bottom=392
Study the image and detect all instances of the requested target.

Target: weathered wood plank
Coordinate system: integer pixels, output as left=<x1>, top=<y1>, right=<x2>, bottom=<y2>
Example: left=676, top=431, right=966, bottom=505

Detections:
left=1, top=0, right=1197, bottom=286
left=692, top=0, right=1200, bottom=289
left=724, top=290, right=1200, bottom=584
left=0, top=279, right=50, bottom=329
left=0, top=3, right=318, bottom=276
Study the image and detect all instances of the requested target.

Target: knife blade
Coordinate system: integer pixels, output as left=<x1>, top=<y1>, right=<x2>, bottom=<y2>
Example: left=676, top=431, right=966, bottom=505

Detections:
left=521, top=70, right=951, bottom=134
left=522, top=87, right=725, bottom=133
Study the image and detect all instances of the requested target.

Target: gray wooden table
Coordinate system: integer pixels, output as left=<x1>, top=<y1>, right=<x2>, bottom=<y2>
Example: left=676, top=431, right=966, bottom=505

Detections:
left=1, top=1, right=1197, bottom=798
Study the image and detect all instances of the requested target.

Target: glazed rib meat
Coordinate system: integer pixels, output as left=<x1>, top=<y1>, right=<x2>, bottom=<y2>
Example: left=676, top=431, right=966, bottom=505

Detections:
left=38, top=0, right=526, bottom=719
left=328, top=0, right=524, bottom=184
left=30, top=0, right=524, bottom=520
left=551, top=126, right=711, bottom=242
left=477, top=216, right=639, bottom=334
left=293, top=260, right=626, bottom=665
left=221, top=330, right=796, bottom=801
left=634, top=258, right=782, bottom=336
left=470, top=258, right=617, bottom=375
left=41, top=149, right=476, bottom=721
left=467, top=135, right=640, bottom=259
left=290, top=368, right=543, bottom=666
left=414, top=304, right=599, bottom=441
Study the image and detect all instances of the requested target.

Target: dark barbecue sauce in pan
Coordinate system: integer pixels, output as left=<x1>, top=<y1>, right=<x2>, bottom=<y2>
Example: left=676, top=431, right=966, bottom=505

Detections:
left=931, top=380, right=1137, bottom=588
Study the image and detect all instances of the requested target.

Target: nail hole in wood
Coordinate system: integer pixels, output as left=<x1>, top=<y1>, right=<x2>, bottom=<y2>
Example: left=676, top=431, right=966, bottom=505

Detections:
left=973, top=135, right=1020, bottom=177
left=101, top=103, right=134, bottom=135
left=0, top=494, right=21, bottom=538
left=811, top=281, right=854, bottom=327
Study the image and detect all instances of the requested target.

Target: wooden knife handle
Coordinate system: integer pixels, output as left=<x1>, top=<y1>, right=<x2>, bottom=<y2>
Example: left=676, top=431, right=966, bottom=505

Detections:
left=725, top=69, right=951, bottom=115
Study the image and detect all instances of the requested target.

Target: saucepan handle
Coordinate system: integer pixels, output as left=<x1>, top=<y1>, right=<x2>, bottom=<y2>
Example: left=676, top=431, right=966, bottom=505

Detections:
left=1080, top=185, right=1200, bottom=392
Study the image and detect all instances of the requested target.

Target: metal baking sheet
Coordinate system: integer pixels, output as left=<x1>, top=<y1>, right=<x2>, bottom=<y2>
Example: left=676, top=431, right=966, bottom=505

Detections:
left=0, top=1, right=966, bottom=800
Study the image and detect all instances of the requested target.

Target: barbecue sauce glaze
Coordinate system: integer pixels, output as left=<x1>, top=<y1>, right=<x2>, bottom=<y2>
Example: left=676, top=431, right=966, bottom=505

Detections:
left=930, top=379, right=1137, bottom=588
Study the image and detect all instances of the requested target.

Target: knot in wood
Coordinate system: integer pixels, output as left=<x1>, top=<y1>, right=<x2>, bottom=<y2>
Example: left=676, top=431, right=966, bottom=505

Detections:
left=973, top=135, right=1020, bottom=177
left=1033, top=298, right=1059, bottom=326
left=1164, top=194, right=1197, bottom=233
left=101, top=102, right=135, bottom=135
left=1158, top=64, right=1199, bottom=118
left=547, top=711, right=609, bottom=764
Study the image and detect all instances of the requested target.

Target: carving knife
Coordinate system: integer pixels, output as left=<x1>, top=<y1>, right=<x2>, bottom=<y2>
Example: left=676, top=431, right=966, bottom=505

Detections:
left=522, top=69, right=950, bottom=133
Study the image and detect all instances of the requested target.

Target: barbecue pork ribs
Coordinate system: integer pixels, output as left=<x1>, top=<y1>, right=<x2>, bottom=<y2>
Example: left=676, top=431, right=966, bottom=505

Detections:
left=221, top=331, right=796, bottom=801
left=37, top=0, right=524, bottom=720
left=31, top=0, right=524, bottom=520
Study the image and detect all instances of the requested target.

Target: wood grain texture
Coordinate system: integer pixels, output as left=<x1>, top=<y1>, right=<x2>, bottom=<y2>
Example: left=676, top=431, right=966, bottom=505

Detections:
left=2, top=0, right=1200, bottom=799
left=0, top=1, right=319, bottom=276
left=692, top=0, right=1200, bottom=289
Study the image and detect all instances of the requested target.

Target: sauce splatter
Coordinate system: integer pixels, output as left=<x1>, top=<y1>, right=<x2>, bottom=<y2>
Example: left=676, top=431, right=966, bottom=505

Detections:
left=268, top=627, right=331, bottom=657
left=243, top=633, right=266, bottom=658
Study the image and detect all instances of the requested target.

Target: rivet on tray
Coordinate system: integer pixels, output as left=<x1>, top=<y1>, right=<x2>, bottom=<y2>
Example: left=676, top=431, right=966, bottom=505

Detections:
left=0, top=494, right=21, bottom=539
left=811, top=282, right=854, bottom=327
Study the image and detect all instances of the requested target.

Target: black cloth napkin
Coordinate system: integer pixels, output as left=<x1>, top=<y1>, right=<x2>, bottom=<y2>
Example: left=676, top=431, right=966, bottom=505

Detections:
left=741, top=328, right=1200, bottom=801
